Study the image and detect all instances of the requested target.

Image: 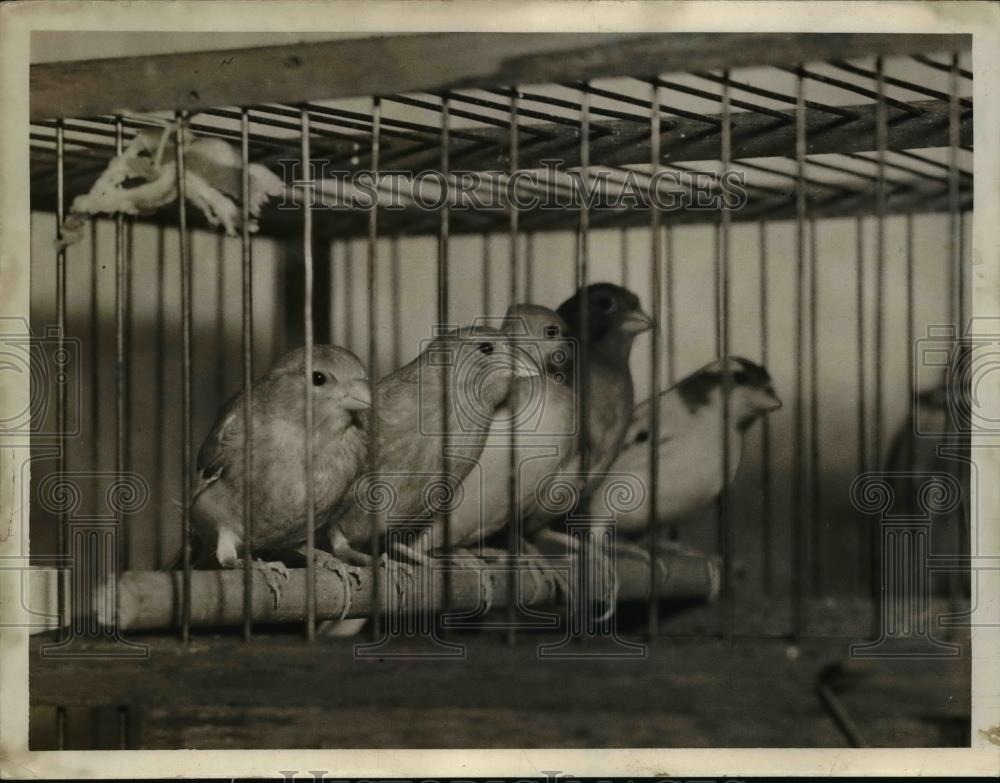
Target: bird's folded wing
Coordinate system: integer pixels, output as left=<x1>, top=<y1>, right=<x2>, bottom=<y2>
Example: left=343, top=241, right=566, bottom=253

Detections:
left=196, top=406, right=240, bottom=486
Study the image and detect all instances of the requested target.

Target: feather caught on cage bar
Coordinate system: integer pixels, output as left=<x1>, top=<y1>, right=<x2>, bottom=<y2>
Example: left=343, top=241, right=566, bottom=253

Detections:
left=56, top=125, right=285, bottom=248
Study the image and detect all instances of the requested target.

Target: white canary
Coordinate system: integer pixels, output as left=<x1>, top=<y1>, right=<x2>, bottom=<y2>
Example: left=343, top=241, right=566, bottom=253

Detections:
left=589, top=356, right=782, bottom=534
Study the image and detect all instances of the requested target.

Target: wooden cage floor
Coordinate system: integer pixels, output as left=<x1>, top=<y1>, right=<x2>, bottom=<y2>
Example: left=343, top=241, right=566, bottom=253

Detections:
left=31, top=599, right=971, bottom=749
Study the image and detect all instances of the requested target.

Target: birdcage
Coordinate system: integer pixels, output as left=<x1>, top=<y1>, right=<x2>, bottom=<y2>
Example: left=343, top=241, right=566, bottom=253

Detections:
left=26, top=32, right=973, bottom=749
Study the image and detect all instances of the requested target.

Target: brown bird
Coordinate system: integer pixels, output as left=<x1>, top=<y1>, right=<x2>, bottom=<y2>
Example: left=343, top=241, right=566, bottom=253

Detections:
left=189, top=345, right=370, bottom=603
left=447, top=304, right=578, bottom=549
left=327, top=325, right=541, bottom=565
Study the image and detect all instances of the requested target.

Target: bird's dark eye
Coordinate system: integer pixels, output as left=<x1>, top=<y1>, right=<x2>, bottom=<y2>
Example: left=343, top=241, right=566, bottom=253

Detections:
left=312, top=372, right=327, bottom=386
left=478, top=342, right=494, bottom=355
left=596, top=296, right=616, bottom=313
left=634, top=430, right=650, bottom=443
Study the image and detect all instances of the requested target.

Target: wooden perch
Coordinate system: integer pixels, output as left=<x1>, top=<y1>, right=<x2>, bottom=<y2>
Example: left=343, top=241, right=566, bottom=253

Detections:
left=112, top=546, right=720, bottom=632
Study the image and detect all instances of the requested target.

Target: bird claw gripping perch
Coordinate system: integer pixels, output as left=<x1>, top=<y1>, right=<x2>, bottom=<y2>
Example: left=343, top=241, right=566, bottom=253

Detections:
left=378, top=551, right=415, bottom=612
left=312, top=550, right=363, bottom=621
left=527, top=529, right=614, bottom=619
left=56, top=117, right=286, bottom=249
left=521, top=533, right=571, bottom=602
left=439, top=547, right=498, bottom=613
left=234, top=558, right=290, bottom=609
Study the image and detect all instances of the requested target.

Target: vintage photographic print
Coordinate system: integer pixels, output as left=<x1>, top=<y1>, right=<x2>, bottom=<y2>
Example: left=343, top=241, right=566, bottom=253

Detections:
left=1, top=1, right=998, bottom=779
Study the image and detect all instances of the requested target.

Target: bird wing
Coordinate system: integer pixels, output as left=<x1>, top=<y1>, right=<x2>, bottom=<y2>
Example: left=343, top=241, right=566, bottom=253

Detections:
left=195, top=398, right=241, bottom=491
left=580, top=363, right=633, bottom=494
left=620, top=395, right=684, bottom=449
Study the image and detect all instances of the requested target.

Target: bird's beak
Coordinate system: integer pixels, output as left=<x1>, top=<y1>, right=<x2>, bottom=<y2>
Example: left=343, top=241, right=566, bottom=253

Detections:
left=511, top=351, right=542, bottom=379
left=760, top=385, right=782, bottom=412
left=620, top=308, right=654, bottom=334
left=342, top=379, right=372, bottom=411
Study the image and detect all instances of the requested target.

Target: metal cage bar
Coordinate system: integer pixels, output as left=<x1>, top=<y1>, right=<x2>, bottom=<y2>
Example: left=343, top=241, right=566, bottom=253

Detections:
left=946, top=51, right=966, bottom=616
left=114, top=116, right=129, bottom=574
left=575, top=85, right=592, bottom=634
left=949, top=53, right=963, bottom=335
left=240, top=110, right=255, bottom=641
left=482, top=234, right=492, bottom=317
left=619, top=228, right=629, bottom=289
left=368, top=97, right=383, bottom=642
left=808, top=217, right=821, bottom=594
left=176, top=112, right=193, bottom=642
left=647, top=80, right=663, bottom=640
left=870, top=55, right=889, bottom=611
left=717, top=70, right=734, bottom=640
left=664, top=226, right=676, bottom=387
left=905, top=212, right=915, bottom=485
left=855, top=215, right=869, bottom=596
left=792, top=66, right=807, bottom=639
left=506, top=87, right=521, bottom=644
left=54, top=120, right=68, bottom=640
left=438, top=94, right=453, bottom=617
left=92, top=224, right=104, bottom=559
left=301, top=108, right=318, bottom=641
left=576, top=87, right=591, bottom=481
left=390, top=235, right=403, bottom=370
left=663, top=225, right=678, bottom=546
left=525, top=232, right=535, bottom=304
left=759, top=221, right=773, bottom=595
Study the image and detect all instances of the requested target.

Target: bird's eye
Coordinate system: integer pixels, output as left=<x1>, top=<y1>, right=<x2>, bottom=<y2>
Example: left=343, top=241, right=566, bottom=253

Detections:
left=312, top=372, right=328, bottom=386
left=634, top=430, right=650, bottom=443
left=478, top=342, right=494, bottom=355
left=596, top=296, right=616, bottom=313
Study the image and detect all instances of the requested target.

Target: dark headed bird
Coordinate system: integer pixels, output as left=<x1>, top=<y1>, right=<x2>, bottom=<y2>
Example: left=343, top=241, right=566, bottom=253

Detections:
left=555, top=282, right=653, bottom=500
left=518, top=284, right=651, bottom=621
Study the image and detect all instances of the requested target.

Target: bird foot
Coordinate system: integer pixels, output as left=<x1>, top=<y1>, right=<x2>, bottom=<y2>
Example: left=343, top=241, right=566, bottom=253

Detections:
left=476, top=545, right=514, bottom=562
left=588, top=545, right=619, bottom=623
left=437, top=547, right=498, bottom=613
left=378, top=550, right=413, bottom=577
left=438, top=546, right=486, bottom=568
left=311, top=550, right=363, bottom=620
left=520, top=537, right=569, bottom=601
left=378, top=551, right=415, bottom=609
left=232, top=558, right=289, bottom=608
left=312, top=549, right=362, bottom=578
